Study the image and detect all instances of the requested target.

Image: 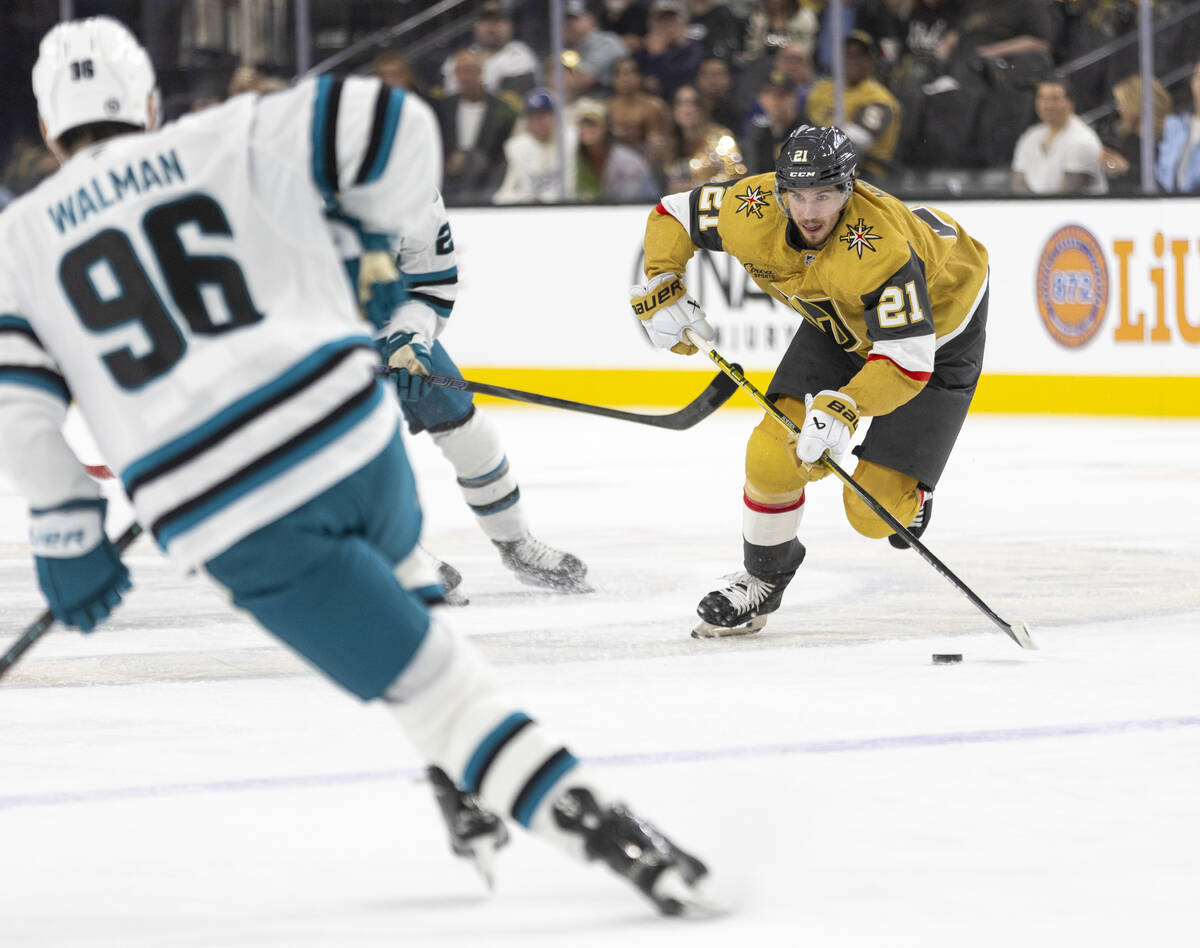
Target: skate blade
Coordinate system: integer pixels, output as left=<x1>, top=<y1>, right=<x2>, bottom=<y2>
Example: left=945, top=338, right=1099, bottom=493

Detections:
left=442, top=588, right=470, bottom=607
left=652, top=868, right=730, bottom=918
left=691, top=615, right=767, bottom=639
left=464, top=838, right=498, bottom=891
left=513, top=574, right=594, bottom=594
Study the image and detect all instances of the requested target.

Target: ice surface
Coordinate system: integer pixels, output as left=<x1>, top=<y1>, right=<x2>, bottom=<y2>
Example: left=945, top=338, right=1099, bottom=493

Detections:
left=2, top=408, right=1198, bottom=947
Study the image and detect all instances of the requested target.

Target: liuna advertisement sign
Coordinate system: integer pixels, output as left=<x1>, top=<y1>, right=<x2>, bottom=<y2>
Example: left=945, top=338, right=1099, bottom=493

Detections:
left=444, top=200, right=1199, bottom=416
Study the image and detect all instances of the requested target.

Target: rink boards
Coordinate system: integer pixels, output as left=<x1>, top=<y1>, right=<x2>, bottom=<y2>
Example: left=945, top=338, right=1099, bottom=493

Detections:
left=442, top=198, right=1200, bottom=417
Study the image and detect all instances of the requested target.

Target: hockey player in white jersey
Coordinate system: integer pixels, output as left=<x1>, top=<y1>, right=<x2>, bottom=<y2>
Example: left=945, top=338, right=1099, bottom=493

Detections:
left=0, top=17, right=712, bottom=916
left=332, top=200, right=588, bottom=600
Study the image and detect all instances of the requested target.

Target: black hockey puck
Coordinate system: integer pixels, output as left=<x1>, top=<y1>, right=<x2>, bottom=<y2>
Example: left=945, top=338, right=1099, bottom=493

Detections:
left=932, top=653, right=963, bottom=664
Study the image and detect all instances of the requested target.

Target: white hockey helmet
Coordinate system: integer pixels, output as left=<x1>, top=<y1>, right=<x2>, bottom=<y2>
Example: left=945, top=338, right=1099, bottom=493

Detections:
left=32, top=16, right=158, bottom=142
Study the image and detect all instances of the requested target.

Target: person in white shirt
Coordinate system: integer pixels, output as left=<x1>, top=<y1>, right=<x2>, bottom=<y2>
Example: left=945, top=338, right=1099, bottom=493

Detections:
left=1011, top=77, right=1108, bottom=195
left=493, top=89, right=577, bottom=204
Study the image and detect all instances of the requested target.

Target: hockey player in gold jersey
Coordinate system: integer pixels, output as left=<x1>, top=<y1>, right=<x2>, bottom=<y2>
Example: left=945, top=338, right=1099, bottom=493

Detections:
left=628, top=124, right=990, bottom=637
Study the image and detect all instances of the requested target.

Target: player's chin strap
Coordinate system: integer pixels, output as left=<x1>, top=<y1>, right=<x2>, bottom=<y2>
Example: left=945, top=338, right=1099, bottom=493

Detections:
left=682, top=328, right=1036, bottom=651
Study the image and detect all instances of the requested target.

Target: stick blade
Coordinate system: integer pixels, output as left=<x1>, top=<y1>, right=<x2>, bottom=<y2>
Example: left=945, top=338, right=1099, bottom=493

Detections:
left=1007, top=621, right=1038, bottom=650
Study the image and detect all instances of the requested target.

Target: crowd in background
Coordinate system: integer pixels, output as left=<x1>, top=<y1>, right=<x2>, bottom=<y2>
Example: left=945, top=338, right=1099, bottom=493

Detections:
left=4, top=0, right=1200, bottom=207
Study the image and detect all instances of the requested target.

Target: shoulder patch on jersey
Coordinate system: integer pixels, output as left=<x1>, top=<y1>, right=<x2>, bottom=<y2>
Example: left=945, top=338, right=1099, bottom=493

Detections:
left=734, top=183, right=771, bottom=219
left=839, top=217, right=882, bottom=259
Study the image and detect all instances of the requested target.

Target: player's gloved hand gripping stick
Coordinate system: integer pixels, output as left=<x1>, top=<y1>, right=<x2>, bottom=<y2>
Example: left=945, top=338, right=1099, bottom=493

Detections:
left=682, top=328, right=1036, bottom=650
left=1, top=521, right=143, bottom=681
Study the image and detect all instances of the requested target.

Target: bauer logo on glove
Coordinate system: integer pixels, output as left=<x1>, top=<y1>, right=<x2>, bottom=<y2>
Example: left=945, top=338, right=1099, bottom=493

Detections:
left=628, top=272, right=714, bottom=355
left=630, top=276, right=686, bottom=316
left=796, top=390, right=859, bottom=465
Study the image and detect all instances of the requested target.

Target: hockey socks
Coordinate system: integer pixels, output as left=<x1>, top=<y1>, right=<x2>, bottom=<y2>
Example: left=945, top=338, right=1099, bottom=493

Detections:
left=430, top=408, right=526, bottom=541
left=385, top=620, right=711, bottom=912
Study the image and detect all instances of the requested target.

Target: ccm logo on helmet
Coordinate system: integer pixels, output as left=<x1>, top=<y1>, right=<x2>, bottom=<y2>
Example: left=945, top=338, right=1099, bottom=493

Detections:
left=631, top=278, right=684, bottom=315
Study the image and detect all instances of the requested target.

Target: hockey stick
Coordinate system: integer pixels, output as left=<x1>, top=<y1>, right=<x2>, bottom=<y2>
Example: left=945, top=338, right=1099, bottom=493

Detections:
left=0, top=521, right=145, bottom=681
left=378, top=367, right=739, bottom=430
left=683, top=330, right=1036, bottom=650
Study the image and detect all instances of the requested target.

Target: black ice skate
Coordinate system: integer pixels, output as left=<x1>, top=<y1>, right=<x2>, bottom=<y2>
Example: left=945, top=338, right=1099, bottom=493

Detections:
left=693, top=538, right=804, bottom=638
left=427, top=765, right=509, bottom=889
left=692, top=569, right=796, bottom=638
left=494, top=535, right=590, bottom=592
left=551, top=787, right=717, bottom=916
left=888, top=492, right=933, bottom=550
left=433, top=557, right=469, bottom=606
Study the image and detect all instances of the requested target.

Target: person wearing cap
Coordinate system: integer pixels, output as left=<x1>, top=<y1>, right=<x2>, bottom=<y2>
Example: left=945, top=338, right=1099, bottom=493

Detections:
left=635, top=0, right=705, bottom=101
left=804, top=30, right=901, bottom=180
left=493, top=89, right=577, bottom=204
left=574, top=99, right=659, bottom=202
left=564, top=0, right=629, bottom=93
left=439, top=0, right=540, bottom=101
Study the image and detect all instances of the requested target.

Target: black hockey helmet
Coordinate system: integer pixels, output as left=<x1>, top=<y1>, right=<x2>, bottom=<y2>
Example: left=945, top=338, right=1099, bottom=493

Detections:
left=774, top=124, right=858, bottom=210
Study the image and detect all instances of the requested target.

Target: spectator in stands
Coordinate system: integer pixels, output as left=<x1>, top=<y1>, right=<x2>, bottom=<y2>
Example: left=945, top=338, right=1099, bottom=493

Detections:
left=440, top=1, right=540, bottom=104
left=774, top=41, right=816, bottom=116
left=854, top=0, right=908, bottom=67
left=742, top=0, right=819, bottom=62
left=574, top=99, right=660, bottom=202
left=941, top=0, right=1056, bottom=166
left=686, top=0, right=746, bottom=61
left=227, top=66, right=286, bottom=97
left=1, top=136, right=57, bottom=197
left=942, top=0, right=1054, bottom=70
left=805, top=31, right=902, bottom=181
left=1099, top=74, right=1169, bottom=194
left=636, top=0, right=706, bottom=100
left=494, top=89, right=577, bottom=204
left=1156, top=60, right=1200, bottom=194
left=436, top=49, right=519, bottom=206
left=695, top=57, right=744, bottom=133
left=564, top=0, right=629, bottom=94
left=1011, top=76, right=1107, bottom=195
left=373, top=49, right=420, bottom=93
left=664, top=83, right=747, bottom=190
left=889, top=0, right=960, bottom=85
left=598, top=0, right=652, bottom=55
left=607, top=57, right=672, bottom=164
left=743, top=70, right=799, bottom=173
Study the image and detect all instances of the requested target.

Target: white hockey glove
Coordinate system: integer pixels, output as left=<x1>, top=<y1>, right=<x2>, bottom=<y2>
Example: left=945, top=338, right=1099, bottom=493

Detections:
left=796, top=390, right=860, bottom=467
left=629, top=272, right=714, bottom=355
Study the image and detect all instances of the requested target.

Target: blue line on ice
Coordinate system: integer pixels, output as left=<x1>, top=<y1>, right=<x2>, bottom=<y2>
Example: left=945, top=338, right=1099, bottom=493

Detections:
left=3, top=715, right=1197, bottom=811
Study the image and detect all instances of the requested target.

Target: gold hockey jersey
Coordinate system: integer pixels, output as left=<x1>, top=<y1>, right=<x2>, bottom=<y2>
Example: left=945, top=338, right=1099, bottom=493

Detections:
left=642, top=172, right=990, bottom=416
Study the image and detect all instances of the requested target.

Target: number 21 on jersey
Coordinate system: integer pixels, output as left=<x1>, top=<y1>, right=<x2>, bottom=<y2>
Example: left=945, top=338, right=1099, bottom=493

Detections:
left=876, top=280, right=926, bottom=329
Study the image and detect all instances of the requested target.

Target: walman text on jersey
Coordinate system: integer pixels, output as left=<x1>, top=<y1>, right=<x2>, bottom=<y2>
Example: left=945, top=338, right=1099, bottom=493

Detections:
left=46, top=149, right=185, bottom=234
